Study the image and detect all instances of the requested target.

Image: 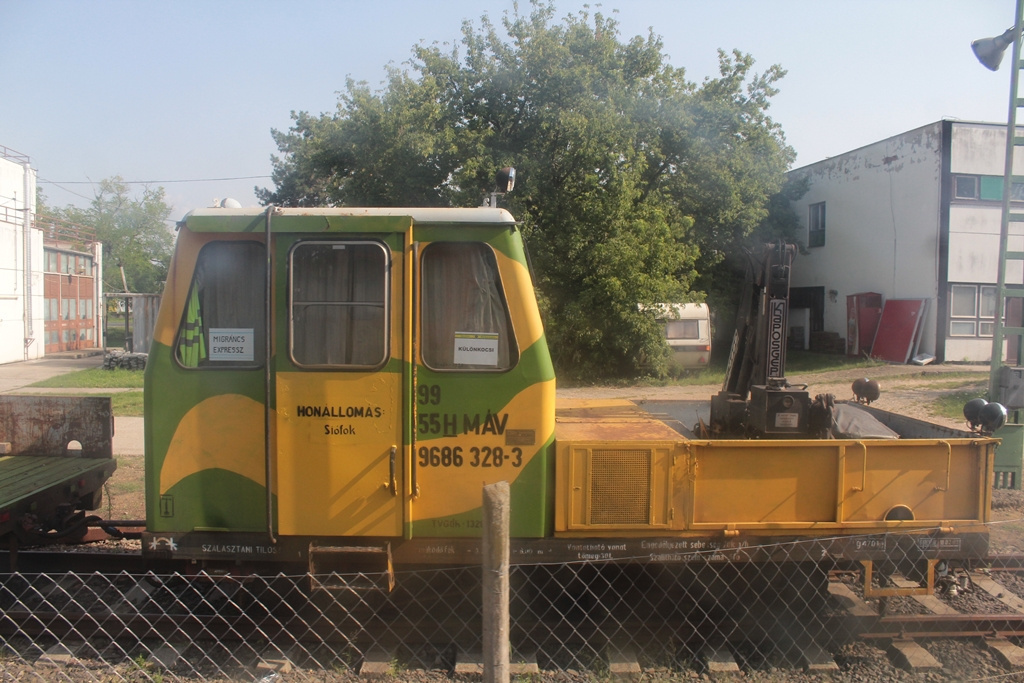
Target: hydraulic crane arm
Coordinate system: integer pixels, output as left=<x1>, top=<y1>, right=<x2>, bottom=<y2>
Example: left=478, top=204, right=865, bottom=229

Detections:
left=710, top=242, right=821, bottom=438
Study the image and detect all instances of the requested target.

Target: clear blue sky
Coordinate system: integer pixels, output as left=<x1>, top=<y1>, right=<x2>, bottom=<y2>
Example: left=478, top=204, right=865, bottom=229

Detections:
left=0, top=0, right=1016, bottom=221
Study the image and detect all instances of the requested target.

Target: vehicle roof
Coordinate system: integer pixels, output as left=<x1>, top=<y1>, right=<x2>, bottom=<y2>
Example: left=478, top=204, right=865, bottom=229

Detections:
left=182, top=206, right=516, bottom=225
left=643, top=302, right=710, bottom=319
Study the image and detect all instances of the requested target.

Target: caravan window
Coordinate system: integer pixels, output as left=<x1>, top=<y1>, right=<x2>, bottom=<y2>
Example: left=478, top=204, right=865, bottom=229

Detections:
left=664, top=319, right=700, bottom=340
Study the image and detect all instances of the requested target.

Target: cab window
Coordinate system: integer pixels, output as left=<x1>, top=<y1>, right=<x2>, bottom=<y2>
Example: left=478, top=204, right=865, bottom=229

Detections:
left=290, top=241, right=389, bottom=368
left=421, top=242, right=517, bottom=371
left=176, top=241, right=265, bottom=368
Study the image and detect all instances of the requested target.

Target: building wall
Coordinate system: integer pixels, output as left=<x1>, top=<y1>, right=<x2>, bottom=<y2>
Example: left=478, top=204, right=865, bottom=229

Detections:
left=944, top=122, right=1024, bottom=362
left=43, top=246, right=101, bottom=353
left=789, top=121, right=944, bottom=358
left=0, top=153, right=43, bottom=364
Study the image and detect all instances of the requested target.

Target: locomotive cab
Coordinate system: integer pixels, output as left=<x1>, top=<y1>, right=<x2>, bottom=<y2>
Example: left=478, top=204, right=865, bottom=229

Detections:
left=143, top=207, right=555, bottom=565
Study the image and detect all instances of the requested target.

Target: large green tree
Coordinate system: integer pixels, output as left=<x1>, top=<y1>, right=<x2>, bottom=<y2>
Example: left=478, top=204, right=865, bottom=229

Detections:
left=49, top=177, right=174, bottom=294
left=259, top=2, right=793, bottom=379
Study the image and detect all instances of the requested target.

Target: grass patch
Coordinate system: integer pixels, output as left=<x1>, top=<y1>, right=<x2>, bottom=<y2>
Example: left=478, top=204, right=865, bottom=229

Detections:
left=24, top=390, right=145, bottom=417
left=930, top=389, right=987, bottom=421
left=890, top=377, right=987, bottom=391
left=31, top=368, right=144, bottom=389
left=666, top=366, right=726, bottom=386
left=784, top=351, right=885, bottom=374
left=111, top=391, right=145, bottom=417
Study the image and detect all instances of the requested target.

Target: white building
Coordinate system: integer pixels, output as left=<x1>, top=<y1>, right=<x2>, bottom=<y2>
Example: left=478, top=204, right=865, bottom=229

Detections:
left=0, top=145, right=103, bottom=364
left=788, top=119, right=1024, bottom=363
left=0, top=145, right=43, bottom=364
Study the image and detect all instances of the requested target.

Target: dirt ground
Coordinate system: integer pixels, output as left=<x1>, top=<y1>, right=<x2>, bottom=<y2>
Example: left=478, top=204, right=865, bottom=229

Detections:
left=558, top=362, right=990, bottom=429
left=560, top=362, right=1024, bottom=553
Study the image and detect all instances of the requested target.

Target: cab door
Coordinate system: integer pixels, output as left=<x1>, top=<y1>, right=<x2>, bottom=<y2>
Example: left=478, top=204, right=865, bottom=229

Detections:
left=408, top=232, right=555, bottom=538
left=275, top=235, right=407, bottom=537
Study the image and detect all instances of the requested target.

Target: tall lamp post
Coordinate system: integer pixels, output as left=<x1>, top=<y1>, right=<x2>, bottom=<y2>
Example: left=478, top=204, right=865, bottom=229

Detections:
left=974, top=2, right=1024, bottom=403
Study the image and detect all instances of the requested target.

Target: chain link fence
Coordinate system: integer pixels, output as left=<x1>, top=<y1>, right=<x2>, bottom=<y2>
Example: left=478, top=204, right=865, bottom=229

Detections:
left=0, top=526, right=1013, bottom=681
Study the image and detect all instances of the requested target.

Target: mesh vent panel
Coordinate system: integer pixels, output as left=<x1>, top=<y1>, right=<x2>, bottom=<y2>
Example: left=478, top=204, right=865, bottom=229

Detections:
left=590, top=449, right=651, bottom=525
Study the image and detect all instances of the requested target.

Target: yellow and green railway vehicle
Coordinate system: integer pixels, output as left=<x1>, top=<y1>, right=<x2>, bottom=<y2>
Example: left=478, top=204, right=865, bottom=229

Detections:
left=143, top=207, right=997, bottom=579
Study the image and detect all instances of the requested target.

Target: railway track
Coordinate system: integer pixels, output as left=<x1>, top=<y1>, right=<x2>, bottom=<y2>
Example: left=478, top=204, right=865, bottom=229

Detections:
left=2, top=550, right=1024, bottom=678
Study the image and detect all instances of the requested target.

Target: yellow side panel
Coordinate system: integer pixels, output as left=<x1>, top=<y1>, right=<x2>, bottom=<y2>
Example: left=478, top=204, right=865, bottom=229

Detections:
left=411, top=380, right=555, bottom=522
left=276, top=372, right=402, bottom=537
left=840, top=442, right=984, bottom=522
left=161, top=394, right=268, bottom=493
left=691, top=443, right=839, bottom=524
left=561, top=443, right=673, bottom=530
left=553, top=414, right=681, bottom=532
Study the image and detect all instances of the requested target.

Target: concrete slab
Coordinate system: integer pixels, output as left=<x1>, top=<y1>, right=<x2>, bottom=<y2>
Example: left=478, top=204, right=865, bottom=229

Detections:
left=607, top=646, right=642, bottom=681
left=0, top=356, right=102, bottom=394
left=360, top=648, right=396, bottom=680
left=828, top=580, right=877, bottom=617
left=0, top=355, right=145, bottom=456
left=114, top=416, right=144, bottom=455
left=888, top=641, right=942, bottom=672
left=39, top=643, right=76, bottom=666
left=256, top=657, right=295, bottom=675
left=149, top=644, right=182, bottom=669
left=986, top=638, right=1024, bottom=670
left=453, top=651, right=483, bottom=677
left=891, top=577, right=958, bottom=615
left=510, top=651, right=540, bottom=676
left=973, top=572, right=1024, bottom=613
left=702, top=644, right=739, bottom=673
left=798, top=641, right=839, bottom=672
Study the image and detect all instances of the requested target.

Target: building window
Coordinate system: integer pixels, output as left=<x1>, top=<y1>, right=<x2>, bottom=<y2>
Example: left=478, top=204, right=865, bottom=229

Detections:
left=289, top=241, right=388, bottom=368
left=949, top=283, right=999, bottom=337
left=955, top=175, right=980, bottom=199
left=956, top=174, right=1024, bottom=201
left=808, top=202, right=825, bottom=248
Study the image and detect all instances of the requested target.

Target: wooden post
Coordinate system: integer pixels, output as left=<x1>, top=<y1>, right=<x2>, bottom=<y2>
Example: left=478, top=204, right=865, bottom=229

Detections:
left=482, top=481, right=510, bottom=683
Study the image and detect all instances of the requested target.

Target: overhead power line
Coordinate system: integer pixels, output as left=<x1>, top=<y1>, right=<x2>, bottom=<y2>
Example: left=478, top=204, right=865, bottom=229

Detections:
left=38, top=175, right=271, bottom=185
left=39, top=180, right=93, bottom=202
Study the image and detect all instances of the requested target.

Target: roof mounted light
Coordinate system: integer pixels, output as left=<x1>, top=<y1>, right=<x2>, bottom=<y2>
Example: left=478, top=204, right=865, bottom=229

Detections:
left=972, top=26, right=1017, bottom=71
left=484, top=167, right=516, bottom=207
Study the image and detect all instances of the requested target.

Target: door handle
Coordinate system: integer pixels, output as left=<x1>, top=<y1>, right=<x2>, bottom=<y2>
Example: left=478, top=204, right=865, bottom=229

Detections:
left=387, top=445, right=398, bottom=496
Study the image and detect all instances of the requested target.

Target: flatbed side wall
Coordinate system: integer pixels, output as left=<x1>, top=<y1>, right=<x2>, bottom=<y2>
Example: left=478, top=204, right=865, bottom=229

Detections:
left=0, top=395, right=113, bottom=458
left=685, top=438, right=992, bottom=529
left=555, top=421, right=995, bottom=535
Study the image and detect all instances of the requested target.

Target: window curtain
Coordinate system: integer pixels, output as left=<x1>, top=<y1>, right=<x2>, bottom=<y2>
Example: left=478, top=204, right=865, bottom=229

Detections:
left=422, top=242, right=513, bottom=370
left=176, top=241, right=264, bottom=367
left=292, top=243, right=386, bottom=366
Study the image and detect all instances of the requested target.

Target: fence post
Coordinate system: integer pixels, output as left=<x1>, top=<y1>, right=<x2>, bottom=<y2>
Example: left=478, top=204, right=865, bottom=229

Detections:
left=482, top=481, right=510, bottom=683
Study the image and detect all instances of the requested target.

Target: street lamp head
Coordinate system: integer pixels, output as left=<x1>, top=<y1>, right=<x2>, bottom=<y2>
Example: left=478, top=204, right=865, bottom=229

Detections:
left=972, top=26, right=1018, bottom=71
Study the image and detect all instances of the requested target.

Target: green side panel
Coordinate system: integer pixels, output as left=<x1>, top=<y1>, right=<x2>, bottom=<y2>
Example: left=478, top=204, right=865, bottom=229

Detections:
left=415, top=224, right=523, bottom=262
left=415, top=336, right=555, bottom=440
left=994, top=423, right=1024, bottom=490
left=408, top=435, right=556, bottom=537
left=981, top=176, right=1003, bottom=201
left=158, top=469, right=272, bottom=532
left=186, top=213, right=413, bottom=234
left=144, top=340, right=267, bottom=530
